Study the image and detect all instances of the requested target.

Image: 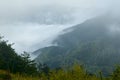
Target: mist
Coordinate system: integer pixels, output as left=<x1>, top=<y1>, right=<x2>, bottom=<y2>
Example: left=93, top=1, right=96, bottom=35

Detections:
left=0, top=0, right=119, bottom=53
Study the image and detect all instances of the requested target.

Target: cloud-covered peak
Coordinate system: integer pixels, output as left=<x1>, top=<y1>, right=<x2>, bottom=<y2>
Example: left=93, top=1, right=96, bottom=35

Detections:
left=0, top=0, right=120, bottom=53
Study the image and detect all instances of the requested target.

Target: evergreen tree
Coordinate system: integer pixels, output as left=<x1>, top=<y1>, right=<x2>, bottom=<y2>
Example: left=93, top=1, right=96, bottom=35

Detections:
left=0, top=36, right=37, bottom=75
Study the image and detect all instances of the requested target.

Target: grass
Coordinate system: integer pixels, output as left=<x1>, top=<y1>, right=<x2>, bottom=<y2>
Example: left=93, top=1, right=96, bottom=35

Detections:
left=0, top=65, right=120, bottom=80
left=0, top=70, right=40, bottom=80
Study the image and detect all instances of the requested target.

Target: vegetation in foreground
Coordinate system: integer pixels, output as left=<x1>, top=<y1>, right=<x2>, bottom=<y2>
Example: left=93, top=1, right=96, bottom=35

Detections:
left=0, top=36, right=120, bottom=80
left=0, top=65, right=120, bottom=80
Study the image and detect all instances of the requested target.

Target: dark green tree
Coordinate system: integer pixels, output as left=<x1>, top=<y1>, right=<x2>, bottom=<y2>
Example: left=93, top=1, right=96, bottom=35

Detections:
left=0, top=36, right=37, bottom=75
left=111, top=66, right=120, bottom=80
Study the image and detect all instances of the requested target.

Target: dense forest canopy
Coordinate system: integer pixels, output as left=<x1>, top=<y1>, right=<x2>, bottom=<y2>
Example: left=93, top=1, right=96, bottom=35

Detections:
left=1, top=36, right=120, bottom=80
left=35, top=15, right=120, bottom=76
left=0, top=36, right=38, bottom=74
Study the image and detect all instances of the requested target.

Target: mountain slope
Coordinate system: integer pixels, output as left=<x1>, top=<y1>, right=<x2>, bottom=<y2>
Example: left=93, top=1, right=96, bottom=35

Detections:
left=34, top=15, right=120, bottom=74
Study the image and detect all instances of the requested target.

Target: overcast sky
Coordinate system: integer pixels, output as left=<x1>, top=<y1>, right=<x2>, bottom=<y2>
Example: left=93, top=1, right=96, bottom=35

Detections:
left=0, top=0, right=119, bottom=53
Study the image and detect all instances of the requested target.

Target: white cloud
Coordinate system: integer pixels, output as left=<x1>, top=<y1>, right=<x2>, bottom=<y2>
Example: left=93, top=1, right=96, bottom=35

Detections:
left=0, top=0, right=112, bottom=23
left=0, top=23, right=72, bottom=53
left=0, top=0, right=119, bottom=53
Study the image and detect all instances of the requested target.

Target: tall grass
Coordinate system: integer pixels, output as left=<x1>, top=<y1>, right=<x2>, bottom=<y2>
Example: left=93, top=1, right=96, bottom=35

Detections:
left=1, top=65, right=120, bottom=80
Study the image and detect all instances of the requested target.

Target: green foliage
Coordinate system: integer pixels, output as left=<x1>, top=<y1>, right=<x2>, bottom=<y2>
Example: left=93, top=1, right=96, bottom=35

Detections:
left=40, top=65, right=100, bottom=80
left=34, top=15, right=120, bottom=75
left=0, top=70, right=12, bottom=80
left=111, top=66, right=120, bottom=80
left=21, top=52, right=38, bottom=74
left=1, top=64, right=120, bottom=80
left=37, top=63, right=50, bottom=75
left=35, top=39, right=120, bottom=75
left=0, top=73, right=11, bottom=80
left=0, top=37, right=37, bottom=75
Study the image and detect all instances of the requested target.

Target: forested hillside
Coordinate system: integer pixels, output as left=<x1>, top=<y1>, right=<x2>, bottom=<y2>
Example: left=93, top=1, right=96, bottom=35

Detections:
left=1, top=35, right=120, bottom=80
left=35, top=15, right=120, bottom=75
left=0, top=36, right=38, bottom=74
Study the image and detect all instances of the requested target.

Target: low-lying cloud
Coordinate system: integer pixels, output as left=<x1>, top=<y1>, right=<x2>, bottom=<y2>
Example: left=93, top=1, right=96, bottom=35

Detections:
left=0, top=0, right=119, bottom=53
left=0, top=24, right=72, bottom=53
